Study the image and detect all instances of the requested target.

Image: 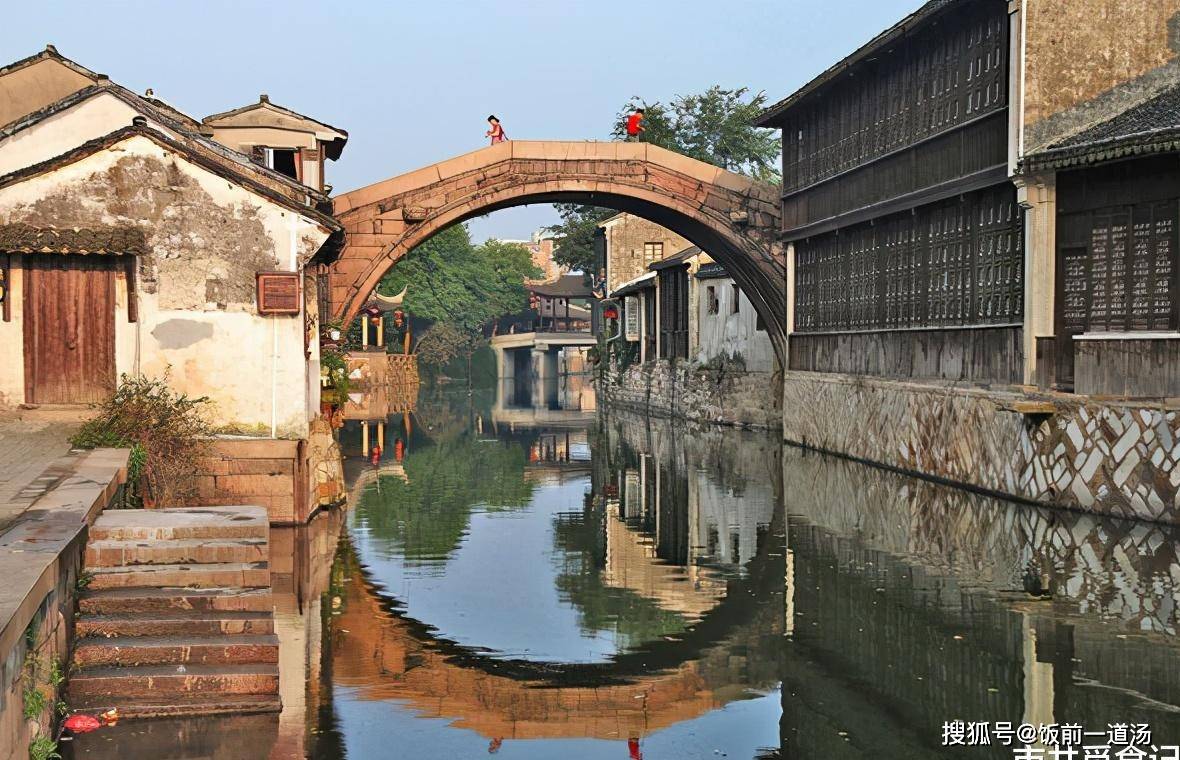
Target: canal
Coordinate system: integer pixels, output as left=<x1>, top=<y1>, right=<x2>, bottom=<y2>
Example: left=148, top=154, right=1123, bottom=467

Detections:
left=67, top=378, right=1180, bottom=759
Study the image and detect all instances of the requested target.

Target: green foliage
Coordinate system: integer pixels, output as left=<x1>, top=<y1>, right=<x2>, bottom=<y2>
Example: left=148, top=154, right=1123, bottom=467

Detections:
left=547, top=204, right=615, bottom=274
left=549, top=87, right=780, bottom=273
left=355, top=435, right=536, bottom=564
left=320, top=344, right=352, bottom=406
left=75, top=570, right=94, bottom=592
left=22, top=677, right=46, bottom=721
left=380, top=225, right=539, bottom=329
left=612, top=87, right=781, bottom=183
left=71, top=374, right=210, bottom=506
left=28, top=736, right=60, bottom=760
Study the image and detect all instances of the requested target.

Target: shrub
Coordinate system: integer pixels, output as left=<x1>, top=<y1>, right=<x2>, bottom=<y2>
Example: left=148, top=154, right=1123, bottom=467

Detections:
left=71, top=374, right=211, bottom=507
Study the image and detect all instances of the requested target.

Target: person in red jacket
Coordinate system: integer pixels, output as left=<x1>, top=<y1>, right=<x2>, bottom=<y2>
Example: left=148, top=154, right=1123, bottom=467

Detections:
left=625, top=108, right=644, bottom=141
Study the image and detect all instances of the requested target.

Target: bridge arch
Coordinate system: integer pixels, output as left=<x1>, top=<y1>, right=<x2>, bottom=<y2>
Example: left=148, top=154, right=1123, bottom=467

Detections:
left=329, top=141, right=785, bottom=353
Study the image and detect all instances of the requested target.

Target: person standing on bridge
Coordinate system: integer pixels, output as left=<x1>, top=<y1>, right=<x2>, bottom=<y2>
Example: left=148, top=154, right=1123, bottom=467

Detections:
left=486, top=115, right=507, bottom=145
left=625, top=108, right=644, bottom=141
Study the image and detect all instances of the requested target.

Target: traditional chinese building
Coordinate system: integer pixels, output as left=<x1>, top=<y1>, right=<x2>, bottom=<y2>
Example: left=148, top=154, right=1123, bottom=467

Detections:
left=0, top=45, right=351, bottom=521
left=758, top=0, right=1180, bottom=520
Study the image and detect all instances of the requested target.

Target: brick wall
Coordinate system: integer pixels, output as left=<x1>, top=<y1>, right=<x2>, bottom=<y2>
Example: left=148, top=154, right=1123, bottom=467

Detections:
left=602, top=214, right=691, bottom=293
left=599, top=359, right=781, bottom=430
left=783, top=371, right=1180, bottom=522
left=189, top=426, right=344, bottom=525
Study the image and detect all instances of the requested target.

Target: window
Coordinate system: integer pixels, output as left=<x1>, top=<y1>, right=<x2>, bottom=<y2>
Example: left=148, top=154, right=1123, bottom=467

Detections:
left=1058, top=201, right=1177, bottom=334
left=706, top=286, right=719, bottom=315
left=643, top=242, right=664, bottom=263
left=731, top=284, right=740, bottom=314
left=756, top=311, right=766, bottom=332
left=252, top=146, right=299, bottom=180
left=269, top=149, right=298, bottom=180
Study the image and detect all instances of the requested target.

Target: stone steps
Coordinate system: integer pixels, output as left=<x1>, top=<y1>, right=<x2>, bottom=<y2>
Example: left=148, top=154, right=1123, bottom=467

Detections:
left=77, top=610, right=275, bottom=638
left=88, top=506, right=268, bottom=542
left=79, top=587, right=273, bottom=615
left=86, top=537, right=268, bottom=567
left=73, top=634, right=279, bottom=668
left=69, top=663, right=280, bottom=699
left=68, top=506, right=280, bottom=718
left=87, top=561, right=270, bottom=591
left=67, top=693, right=283, bottom=721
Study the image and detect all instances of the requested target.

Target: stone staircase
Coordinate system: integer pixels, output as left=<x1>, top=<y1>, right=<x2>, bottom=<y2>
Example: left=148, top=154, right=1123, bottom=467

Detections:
left=68, top=506, right=281, bottom=718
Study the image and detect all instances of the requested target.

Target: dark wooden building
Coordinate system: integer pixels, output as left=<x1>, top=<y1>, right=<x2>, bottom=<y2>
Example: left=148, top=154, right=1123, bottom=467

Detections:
left=757, top=0, right=1024, bottom=385
left=1024, top=84, right=1180, bottom=398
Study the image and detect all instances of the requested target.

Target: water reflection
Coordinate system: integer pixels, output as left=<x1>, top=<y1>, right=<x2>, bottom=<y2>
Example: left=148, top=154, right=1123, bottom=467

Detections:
left=64, top=382, right=1180, bottom=760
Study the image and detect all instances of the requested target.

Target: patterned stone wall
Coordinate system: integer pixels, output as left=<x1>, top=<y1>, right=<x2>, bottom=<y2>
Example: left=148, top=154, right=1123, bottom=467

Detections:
left=782, top=371, right=1180, bottom=523
left=599, top=360, right=781, bottom=431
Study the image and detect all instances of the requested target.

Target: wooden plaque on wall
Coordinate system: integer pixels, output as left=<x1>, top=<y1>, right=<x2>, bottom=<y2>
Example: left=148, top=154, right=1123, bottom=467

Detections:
left=257, top=271, right=301, bottom=315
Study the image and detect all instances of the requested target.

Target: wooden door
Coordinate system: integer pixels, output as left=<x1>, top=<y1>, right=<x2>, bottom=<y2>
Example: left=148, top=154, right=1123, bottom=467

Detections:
left=23, top=255, right=117, bottom=404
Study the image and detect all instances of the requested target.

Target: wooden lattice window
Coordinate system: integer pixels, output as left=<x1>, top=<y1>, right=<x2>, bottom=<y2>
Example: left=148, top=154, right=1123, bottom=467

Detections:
left=658, top=267, right=689, bottom=359
left=793, top=185, right=1022, bottom=332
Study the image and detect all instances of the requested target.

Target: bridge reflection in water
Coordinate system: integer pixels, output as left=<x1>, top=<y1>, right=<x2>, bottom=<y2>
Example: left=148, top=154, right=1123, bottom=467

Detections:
left=65, top=389, right=1180, bottom=759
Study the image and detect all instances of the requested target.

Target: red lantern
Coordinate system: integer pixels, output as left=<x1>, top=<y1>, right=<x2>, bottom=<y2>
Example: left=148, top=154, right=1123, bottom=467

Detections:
left=603, top=305, right=619, bottom=320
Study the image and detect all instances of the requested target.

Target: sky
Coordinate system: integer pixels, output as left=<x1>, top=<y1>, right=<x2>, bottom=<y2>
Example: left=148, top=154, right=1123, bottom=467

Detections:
left=2, top=0, right=923, bottom=241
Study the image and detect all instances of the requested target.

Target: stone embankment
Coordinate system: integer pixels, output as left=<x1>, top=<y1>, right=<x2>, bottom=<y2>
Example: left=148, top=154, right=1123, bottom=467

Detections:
left=0, top=447, right=128, bottom=760
left=599, top=359, right=781, bottom=430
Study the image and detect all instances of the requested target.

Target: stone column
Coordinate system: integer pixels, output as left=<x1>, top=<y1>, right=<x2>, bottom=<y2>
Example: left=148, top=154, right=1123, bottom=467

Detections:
left=531, top=347, right=549, bottom=408
left=1017, top=173, right=1057, bottom=385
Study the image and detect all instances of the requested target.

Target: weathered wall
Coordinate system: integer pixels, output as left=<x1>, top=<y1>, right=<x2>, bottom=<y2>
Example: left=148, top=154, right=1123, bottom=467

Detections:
left=0, top=92, right=145, bottom=176
left=602, top=213, right=691, bottom=293
left=694, top=276, right=777, bottom=373
left=0, top=134, right=327, bottom=435
left=1022, top=0, right=1180, bottom=151
left=600, top=359, right=781, bottom=430
left=0, top=56, right=94, bottom=129
left=782, top=371, right=1180, bottom=523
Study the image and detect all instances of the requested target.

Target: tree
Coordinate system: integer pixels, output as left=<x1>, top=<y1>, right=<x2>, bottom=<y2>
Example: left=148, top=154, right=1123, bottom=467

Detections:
left=547, top=203, right=614, bottom=274
left=379, top=225, right=537, bottom=327
left=376, top=224, right=540, bottom=380
left=612, top=87, right=781, bottom=183
left=547, top=87, right=781, bottom=272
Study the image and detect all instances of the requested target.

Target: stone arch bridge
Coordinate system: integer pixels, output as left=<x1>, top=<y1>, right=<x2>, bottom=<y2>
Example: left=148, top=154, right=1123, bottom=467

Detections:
left=329, top=141, right=784, bottom=351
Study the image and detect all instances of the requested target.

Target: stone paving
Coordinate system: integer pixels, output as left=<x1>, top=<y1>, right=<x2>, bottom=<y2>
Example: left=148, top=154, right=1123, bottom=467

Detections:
left=0, top=408, right=86, bottom=533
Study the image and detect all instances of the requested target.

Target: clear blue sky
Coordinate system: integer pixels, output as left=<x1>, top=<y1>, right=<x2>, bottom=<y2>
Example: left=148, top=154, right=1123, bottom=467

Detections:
left=2, top=0, right=922, bottom=241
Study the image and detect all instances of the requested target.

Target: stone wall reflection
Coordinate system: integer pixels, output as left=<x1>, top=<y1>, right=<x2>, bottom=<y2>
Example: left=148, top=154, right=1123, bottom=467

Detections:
left=781, top=446, right=1180, bottom=758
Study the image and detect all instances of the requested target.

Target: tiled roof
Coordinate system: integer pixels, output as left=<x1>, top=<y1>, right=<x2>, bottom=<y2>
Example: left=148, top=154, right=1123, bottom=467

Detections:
left=0, top=224, right=147, bottom=255
left=0, top=83, right=332, bottom=209
left=755, top=0, right=964, bottom=127
left=528, top=274, right=594, bottom=298
left=694, top=262, right=729, bottom=280
left=1023, top=82, right=1180, bottom=172
left=648, top=245, right=701, bottom=271
left=0, top=125, right=341, bottom=233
